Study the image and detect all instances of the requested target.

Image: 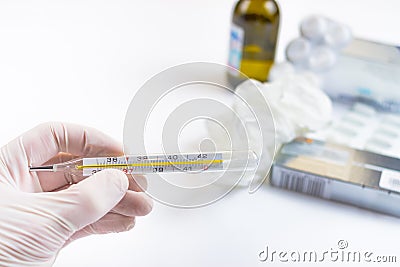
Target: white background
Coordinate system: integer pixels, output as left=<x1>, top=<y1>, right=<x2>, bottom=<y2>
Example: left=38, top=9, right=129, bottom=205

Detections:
left=0, top=0, right=400, bottom=266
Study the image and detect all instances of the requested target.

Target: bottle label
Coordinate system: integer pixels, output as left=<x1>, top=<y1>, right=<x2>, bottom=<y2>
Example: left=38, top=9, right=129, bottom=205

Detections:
left=228, top=23, right=244, bottom=71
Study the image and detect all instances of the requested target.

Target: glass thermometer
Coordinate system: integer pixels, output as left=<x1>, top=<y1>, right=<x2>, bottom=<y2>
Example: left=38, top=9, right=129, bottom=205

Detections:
left=29, top=150, right=258, bottom=176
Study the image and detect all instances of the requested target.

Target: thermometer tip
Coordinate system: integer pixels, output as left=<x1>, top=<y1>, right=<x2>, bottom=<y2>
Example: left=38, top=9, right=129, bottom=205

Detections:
left=29, top=165, right=54, bottom=171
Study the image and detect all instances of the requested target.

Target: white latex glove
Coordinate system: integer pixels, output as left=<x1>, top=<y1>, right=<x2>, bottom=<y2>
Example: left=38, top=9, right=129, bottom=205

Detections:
left=0, top=122, right=153, bottom=266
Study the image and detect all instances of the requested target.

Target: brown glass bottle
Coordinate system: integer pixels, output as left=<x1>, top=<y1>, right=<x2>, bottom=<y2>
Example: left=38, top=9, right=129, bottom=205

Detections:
left=228, top=0, right=280, bottom=84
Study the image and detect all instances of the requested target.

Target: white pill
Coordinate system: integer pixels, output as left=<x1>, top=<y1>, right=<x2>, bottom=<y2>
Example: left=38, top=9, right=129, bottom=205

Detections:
left=372, top=128, right=398, bottom=139
left=307, top=46, right=337, bottom=71
left=382, top=114, right=400, bottom=129
left=323, top=23, right=352, bottom=49
left=286, top=37, right=312, bottom=63
left=352, top=103, right=376, bottom=116
left=365, top=137, right=392, bottom=149
left=300, top=15, right=329, bottom=42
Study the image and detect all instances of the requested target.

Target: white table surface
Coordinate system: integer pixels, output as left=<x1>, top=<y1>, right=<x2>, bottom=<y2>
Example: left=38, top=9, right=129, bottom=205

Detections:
left=1, top=0, right=400, bottom=266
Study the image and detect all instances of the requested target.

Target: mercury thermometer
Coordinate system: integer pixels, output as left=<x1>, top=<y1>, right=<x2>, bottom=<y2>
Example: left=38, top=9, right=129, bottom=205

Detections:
left=29, top=150, right=258, bottom=176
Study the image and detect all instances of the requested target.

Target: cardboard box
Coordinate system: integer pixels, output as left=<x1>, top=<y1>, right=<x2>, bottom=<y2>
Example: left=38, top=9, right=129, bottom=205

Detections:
left=271, top=137, right=400, bottom=217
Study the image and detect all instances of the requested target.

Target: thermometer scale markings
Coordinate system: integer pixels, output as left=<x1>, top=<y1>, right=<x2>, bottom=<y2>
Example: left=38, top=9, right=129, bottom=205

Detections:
left=81, top=153, right=224, bottom=175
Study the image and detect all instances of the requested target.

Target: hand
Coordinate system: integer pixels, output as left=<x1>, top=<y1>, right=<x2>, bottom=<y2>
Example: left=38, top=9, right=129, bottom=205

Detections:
left=0, top=122, right=153, bottom=266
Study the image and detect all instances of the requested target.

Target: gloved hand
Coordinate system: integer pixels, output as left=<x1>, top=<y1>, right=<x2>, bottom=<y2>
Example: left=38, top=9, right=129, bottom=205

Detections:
left=0, top=122, right=153, bottom=266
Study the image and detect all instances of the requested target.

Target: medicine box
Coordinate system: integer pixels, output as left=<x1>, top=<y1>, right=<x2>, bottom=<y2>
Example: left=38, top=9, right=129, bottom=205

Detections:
left=271, top=137, right=400, bottom=217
